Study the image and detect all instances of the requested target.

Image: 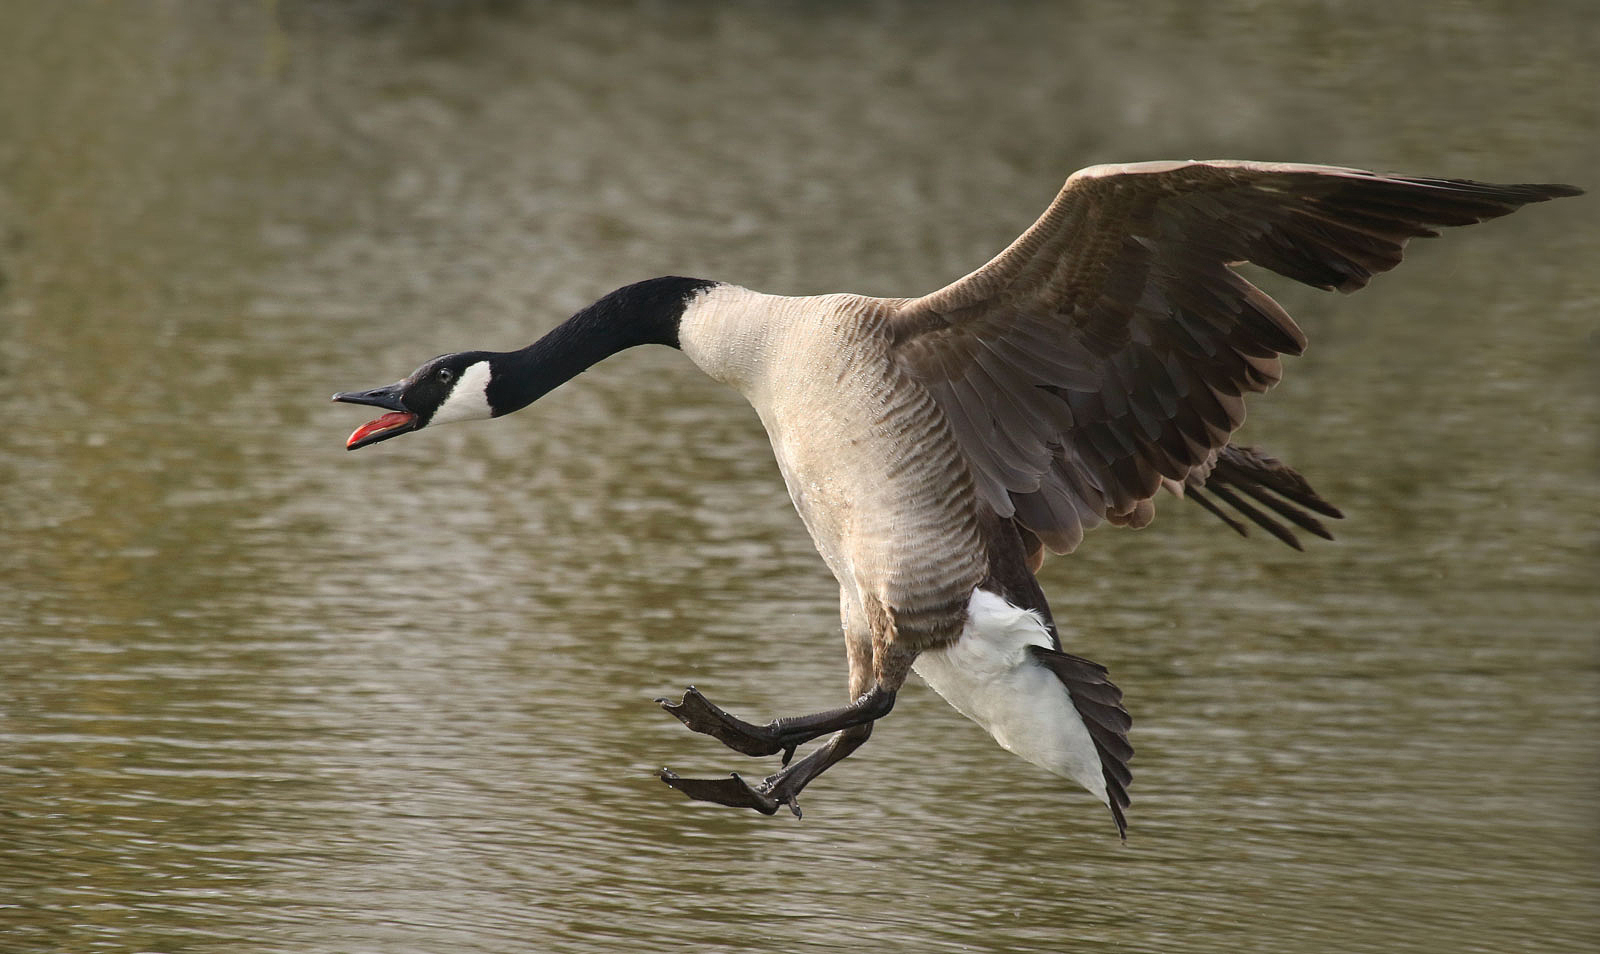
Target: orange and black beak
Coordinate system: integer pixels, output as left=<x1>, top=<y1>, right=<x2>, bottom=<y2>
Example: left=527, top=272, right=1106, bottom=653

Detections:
left=332, top=382, right=419, bottom=450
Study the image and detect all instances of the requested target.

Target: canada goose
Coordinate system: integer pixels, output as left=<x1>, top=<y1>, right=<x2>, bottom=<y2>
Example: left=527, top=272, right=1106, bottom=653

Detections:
left=334, top=160, right=1579, bottom=835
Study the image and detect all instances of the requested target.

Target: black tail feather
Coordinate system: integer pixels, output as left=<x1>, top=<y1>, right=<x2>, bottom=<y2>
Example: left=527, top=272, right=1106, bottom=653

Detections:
left=1030, top=646, right=1132, bottom=840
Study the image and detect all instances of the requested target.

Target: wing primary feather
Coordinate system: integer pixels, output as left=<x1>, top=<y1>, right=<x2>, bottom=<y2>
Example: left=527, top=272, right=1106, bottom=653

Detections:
left=1202, top=482, right=1304, bottom=550
left=1211, top=445, right=1344, bottom=518
left=1184, top=486, right=1251, bottom=538
left=1223, top=476, right=1336, bottom=540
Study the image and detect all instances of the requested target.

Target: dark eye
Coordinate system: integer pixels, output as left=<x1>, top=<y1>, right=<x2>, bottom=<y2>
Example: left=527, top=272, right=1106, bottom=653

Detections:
left=437, top=368, right=455, bottom=384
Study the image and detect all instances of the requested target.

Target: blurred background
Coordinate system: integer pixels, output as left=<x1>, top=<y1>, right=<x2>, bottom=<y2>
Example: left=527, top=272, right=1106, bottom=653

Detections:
left=1, top=2, right=1594, bottom=952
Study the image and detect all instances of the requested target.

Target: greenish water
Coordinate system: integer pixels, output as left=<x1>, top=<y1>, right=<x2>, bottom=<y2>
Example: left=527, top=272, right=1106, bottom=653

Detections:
left=1, top=2, right=1595, bottom=952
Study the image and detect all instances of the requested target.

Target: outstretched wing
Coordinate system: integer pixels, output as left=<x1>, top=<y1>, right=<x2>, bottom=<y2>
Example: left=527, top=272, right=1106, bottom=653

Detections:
left=887, top=160, right=1579, bottom=553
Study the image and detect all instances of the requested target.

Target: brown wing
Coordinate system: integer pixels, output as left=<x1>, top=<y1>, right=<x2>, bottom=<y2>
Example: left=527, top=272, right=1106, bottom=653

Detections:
left=888, top=160, right=1579, bottom=553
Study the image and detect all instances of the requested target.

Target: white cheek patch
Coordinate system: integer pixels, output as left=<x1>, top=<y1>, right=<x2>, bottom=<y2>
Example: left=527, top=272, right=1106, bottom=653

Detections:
left=429, top=360, right=494, bottom=426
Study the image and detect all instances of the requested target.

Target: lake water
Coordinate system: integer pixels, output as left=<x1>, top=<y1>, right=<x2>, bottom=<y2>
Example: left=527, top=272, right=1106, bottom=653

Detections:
left=1, top=2, right=1595, bottom=952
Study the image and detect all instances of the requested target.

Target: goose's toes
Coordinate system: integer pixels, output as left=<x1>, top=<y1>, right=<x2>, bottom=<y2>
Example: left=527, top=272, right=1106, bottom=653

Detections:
left=655, top=687, right=784, bottom=758
left=658, top=768, right=796, bottom=817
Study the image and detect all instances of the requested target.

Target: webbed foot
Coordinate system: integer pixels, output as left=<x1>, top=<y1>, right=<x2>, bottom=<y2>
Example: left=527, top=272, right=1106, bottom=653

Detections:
left=655, top=687, right=796, bottom=763
left=653, top=689, right=888, bottom=818
left=657, top=767, right=801, bottom=818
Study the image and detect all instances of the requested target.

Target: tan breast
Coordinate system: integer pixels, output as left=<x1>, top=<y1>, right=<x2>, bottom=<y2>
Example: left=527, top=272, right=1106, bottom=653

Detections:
left=678, top=285, right=986, bottom=648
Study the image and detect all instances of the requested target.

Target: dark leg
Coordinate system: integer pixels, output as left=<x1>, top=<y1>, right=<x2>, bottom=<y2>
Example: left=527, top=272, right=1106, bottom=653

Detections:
left=655, top=685, right=894, bottom=764
left=659, top=721, right=877, bottom=818
left=657, top=591, right=914, bottom=817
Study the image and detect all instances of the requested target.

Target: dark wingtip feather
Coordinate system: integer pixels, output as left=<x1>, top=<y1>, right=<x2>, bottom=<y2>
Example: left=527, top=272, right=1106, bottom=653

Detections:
left=1487, top=181, right=1583, bottom=201
left=1227, top=475, right=1337, bottom=540
left=1185, top=486, right=1251, bottom=538
left=1312, top=175, right=1582, bottom=292
left=1215, top=445, right=1343, bottom=518
left=1183, top=445, right=1350, bottom=549
left=1204, top=482, right=1305, bottom=550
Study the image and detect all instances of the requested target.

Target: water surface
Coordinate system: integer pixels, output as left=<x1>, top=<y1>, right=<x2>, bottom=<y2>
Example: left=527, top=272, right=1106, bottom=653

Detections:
left=2, top=3, right=1596, bottom=952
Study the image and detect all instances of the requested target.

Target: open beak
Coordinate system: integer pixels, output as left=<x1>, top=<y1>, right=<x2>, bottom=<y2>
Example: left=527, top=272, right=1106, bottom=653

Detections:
left=332, top=382, right=419, bottom=450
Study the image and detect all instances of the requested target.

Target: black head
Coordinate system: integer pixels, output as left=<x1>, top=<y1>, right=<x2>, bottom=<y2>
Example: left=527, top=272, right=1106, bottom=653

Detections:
left=332, top=350, right=495, bottom=450
left=333, top=276, right=717, bottom=451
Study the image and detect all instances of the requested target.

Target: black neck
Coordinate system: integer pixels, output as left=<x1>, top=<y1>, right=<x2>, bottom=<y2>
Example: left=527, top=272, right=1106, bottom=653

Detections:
left=487, top=276, right=715, bottom=417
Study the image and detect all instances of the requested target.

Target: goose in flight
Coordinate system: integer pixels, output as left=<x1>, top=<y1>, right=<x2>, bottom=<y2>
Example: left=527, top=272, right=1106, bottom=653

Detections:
left=334, top=160, right=1578, bottom=835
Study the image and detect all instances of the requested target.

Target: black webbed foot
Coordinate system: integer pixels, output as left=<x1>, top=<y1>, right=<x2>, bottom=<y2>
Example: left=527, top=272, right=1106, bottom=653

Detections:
left=655, top=687, right=796, bottom=763
left=657, top=768, right=801, bottom=818
left=654, top=689, right=889, bottom=818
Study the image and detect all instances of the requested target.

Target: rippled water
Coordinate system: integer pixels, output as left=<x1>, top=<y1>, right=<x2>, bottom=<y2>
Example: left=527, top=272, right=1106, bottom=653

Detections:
left=2, top=2, right=1596, bottom=952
